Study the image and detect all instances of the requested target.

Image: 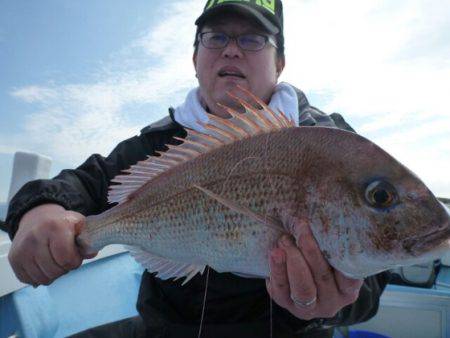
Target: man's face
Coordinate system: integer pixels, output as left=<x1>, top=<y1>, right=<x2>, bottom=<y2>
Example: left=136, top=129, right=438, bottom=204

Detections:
left=193, top=15, right=284, bottom=117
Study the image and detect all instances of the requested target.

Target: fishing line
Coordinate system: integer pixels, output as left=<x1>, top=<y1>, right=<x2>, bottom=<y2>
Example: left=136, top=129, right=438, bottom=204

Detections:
left=220, top=156, right=259, bottom=196
left=270, top=293, right=274, bottom=338
left=263, top=130, right=278, bottom=205
left=261, top=130, right=285, bottom=235
left=262, top=112, right=283, bottom=338
left=197, top=265, right=210, bottom=338
left=217, top=155, right=258, bottom=229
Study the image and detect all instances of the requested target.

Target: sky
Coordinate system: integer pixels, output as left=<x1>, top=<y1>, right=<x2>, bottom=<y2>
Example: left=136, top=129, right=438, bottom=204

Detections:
left=0, top=0, right=449, bottom=204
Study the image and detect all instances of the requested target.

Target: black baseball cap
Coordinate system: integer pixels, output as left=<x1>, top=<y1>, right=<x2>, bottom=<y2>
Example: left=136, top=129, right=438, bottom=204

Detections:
left=195, top=0, right=284, bottom=43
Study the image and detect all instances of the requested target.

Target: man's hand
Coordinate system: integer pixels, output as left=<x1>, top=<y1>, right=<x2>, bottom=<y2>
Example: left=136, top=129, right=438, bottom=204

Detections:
left=266, top=219, right=363, bottom=320
left=8, top=204, right=98, bottom=287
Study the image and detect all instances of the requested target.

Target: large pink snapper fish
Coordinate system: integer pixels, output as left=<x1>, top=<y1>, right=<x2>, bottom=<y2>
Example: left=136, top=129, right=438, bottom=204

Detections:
left=77, top=89, right=450, bottom=284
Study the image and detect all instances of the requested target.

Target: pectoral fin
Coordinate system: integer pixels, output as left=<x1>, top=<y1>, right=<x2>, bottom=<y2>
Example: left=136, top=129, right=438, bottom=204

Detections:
left=193, top=184, right=284, bottom=233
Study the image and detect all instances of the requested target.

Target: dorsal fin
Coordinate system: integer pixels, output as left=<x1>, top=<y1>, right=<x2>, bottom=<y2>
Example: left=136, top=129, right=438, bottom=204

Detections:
left=108, top=87, right=296, bottom=205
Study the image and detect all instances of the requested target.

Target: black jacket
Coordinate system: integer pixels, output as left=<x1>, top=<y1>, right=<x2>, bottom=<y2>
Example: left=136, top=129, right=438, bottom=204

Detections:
left=5, top=87, right=390, bottom=338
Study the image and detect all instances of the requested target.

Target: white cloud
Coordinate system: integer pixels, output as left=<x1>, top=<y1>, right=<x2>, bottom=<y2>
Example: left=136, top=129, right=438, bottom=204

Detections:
left=4, top=1, right=203, bottom=165
left=134, top=1, right=202, bottom=58
left=12, top=86, right=58, bottom=103
left=280, top=0, right=450, bottom=197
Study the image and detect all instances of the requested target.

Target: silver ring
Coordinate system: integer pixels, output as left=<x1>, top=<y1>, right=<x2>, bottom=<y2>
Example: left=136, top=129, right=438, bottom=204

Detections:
left=291, top=295, right=317, bottom=308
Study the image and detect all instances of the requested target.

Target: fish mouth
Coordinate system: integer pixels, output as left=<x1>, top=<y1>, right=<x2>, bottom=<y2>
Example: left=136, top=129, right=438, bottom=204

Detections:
left=403, top=201, right=450, bottom=255
left=404, top=225, right=450, bottom=255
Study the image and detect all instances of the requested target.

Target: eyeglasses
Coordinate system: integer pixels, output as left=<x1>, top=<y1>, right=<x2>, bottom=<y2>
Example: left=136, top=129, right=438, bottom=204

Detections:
left=198, top=32, right=278, bottom=51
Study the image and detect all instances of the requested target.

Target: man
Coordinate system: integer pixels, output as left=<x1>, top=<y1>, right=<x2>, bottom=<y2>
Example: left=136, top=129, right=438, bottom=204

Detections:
left=6, top=1, right=390, bottom=337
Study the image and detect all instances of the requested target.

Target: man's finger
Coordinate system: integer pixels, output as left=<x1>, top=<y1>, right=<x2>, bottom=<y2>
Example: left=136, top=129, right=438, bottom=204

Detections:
left=67, top=212, right=98, bottom=259
left=23, top=259, right=51, bottom=285
left=49, top=219, right=83, bottom=270
left=8, top=246, right=35, bottom=284
left=295, top=220, right=338, bottom=295
left=267, top=248, right=291, bottom=309
left=35, top=244, right=68, bottom=280
left=15, top=266, right=35, bottom=285
left=49, top=235, right=82, bottom=271
left=279, top=235, right=317, bottom=310
left=335, top=270, right=363, bottom=304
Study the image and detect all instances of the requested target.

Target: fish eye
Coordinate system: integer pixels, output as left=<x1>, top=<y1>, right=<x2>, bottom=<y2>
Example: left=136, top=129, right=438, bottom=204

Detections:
left=365, top=180, right=398, bottom=208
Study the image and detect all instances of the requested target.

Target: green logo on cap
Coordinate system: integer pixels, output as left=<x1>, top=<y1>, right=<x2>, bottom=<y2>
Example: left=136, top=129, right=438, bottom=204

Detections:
left=205, top=0, right=275, bottom=15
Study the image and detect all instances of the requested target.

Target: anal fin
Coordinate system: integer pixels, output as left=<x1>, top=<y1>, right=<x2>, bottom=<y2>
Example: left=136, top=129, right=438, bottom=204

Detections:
left=127, top=246, right=205, bottom=286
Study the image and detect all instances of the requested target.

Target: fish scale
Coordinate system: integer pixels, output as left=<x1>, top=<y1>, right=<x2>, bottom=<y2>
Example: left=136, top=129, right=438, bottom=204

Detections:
left=76, top=89, right=450, bottom=283
left=110, top=174, right=293, bottom=276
